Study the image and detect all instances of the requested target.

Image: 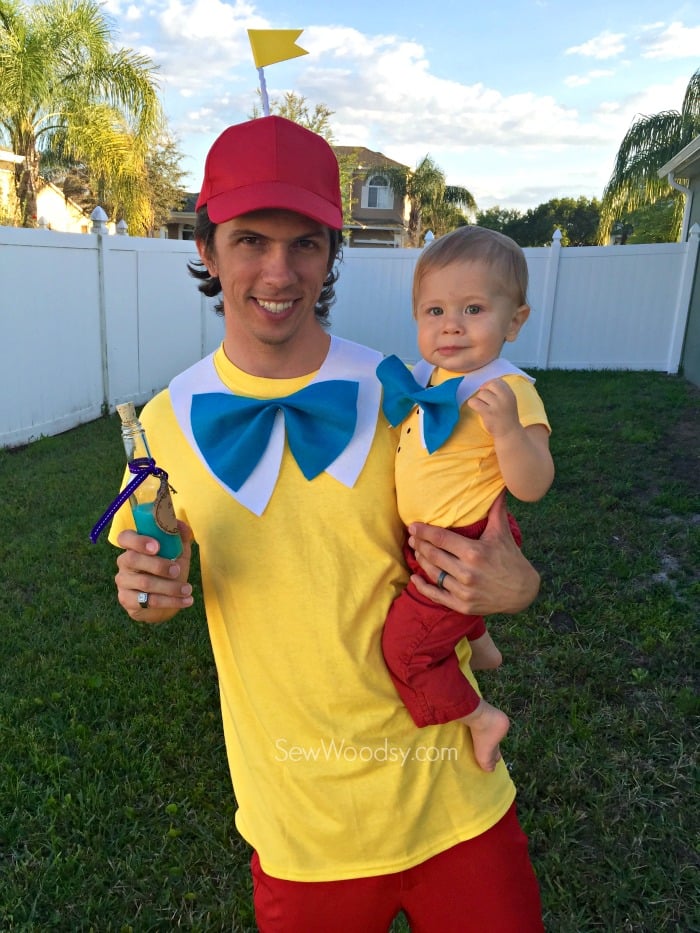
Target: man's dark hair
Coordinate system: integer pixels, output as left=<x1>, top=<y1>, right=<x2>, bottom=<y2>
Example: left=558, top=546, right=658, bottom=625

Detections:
left=187, top=206, right=344, bottom=323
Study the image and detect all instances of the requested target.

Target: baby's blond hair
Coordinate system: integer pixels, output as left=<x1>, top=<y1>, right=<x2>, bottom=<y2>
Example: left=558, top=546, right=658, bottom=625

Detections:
left=413, top=226, right=529, bottom=315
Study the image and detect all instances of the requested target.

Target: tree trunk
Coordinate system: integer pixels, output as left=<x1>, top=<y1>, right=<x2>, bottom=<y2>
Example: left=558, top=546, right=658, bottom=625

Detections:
left=408, top=201, right=422, bottom=248
left=15, top=146, right=40, bottom=228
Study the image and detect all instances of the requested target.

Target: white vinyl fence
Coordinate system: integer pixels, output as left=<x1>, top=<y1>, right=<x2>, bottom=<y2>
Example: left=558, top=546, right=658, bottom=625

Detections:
left=1, top=225, right=698, bottom=448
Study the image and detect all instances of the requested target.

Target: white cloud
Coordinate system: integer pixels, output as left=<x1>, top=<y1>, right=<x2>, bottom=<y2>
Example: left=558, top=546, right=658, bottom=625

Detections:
left=639, top=21, right=700, bottom=60
left=135, top=44, right=160, bottom=59
left=597, top=101, right=622, bottom=115
left=295, top=29, right=607, bottom=158
left=304, top=25, right=401, bottom=62
left=125, top=5, right=142, bottom=20
left=625, top=75, right=690, bottom=115
left=141, top=0, right=269, bottom=100
left=564, top=75, right=589, bottom=88
left=125, top=14, right=637, bottom=161
left=565, top=30, right=626, bottom=60
left=157, top=0, right=262, bottom=42
left=593, top=76, right=690, bottom=138
left=564, top=69, right=615, bottom=88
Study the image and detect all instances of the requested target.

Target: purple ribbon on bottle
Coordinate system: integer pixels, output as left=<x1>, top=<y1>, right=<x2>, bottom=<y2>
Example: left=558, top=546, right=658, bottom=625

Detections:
left=90, top=457, right=172, bottom=543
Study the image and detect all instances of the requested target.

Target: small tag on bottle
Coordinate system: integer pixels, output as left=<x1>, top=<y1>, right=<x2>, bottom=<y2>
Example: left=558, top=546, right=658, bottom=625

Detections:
left=153, top=476, right=179, bottom=534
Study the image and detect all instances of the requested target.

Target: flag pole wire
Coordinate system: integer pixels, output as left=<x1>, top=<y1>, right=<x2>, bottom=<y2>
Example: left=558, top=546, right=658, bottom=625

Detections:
left=258, top=67, right=270, bottom=116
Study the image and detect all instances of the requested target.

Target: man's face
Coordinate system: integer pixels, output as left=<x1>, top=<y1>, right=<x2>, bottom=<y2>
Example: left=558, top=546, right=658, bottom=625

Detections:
left=197, top=209, right=334, bottom=375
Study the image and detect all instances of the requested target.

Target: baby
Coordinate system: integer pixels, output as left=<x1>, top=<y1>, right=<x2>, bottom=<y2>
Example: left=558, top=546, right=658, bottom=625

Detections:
left=377, top=225, right=554, bottom=771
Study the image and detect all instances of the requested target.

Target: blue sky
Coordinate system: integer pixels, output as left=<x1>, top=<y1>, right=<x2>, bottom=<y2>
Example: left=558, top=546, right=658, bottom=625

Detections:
left=97, top=0, right=699, bottom=211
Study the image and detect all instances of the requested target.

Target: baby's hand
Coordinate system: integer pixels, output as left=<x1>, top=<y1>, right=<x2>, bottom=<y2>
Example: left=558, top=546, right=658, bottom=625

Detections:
left=467, top=378, right=520, bottom=437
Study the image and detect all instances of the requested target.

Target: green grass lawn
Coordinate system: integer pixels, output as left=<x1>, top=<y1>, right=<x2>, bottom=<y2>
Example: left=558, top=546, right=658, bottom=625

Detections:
left=1, top=370, right=698, bottom=932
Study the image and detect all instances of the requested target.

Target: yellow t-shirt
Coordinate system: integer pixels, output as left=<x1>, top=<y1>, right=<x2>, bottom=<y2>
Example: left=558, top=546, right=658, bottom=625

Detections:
left=396, top=369, right=551, bottom=527
left=109, top=340, right=515, bottom=882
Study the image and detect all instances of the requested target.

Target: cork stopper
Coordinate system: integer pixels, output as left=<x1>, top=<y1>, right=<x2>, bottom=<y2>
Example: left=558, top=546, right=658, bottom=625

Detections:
left=116, top=401, right=137, bottom=424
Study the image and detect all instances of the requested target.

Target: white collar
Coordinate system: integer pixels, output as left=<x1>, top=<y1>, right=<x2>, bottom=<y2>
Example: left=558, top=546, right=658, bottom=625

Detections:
left=410, top=357, right=534, bottom=450
left=170, top=336, right=383, bottom=515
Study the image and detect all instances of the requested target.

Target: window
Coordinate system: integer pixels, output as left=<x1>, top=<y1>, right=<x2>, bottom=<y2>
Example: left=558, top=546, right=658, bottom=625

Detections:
left=362, top=175, right=393, bottom=210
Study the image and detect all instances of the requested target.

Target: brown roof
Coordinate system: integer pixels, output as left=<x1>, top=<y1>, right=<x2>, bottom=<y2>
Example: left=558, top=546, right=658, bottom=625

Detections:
left=333, top=146, right=408, bottom=171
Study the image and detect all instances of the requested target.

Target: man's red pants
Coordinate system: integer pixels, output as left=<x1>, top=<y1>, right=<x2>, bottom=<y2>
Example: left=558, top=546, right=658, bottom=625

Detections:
left=251, top=802, right=543, bottom=932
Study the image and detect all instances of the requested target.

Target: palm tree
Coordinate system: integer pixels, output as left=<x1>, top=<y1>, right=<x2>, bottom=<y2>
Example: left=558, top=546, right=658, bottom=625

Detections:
left=422, top=199, right=470, bottom=239
left=597, top=67, right=700, bottom=244
left=0, top=0, right=162, bottom=228
left=381, top=155, right=476, bottom=246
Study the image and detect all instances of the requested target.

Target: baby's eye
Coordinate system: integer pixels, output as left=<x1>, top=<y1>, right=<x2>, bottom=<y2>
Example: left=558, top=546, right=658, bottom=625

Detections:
left=427, top=306, right=443, bottom=316
left=464, top=305, right=482, bottom=315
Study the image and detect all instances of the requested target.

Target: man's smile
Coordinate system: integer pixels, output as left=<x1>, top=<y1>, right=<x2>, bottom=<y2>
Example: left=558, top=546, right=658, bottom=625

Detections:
left=256, top=298, right=296, bottom=314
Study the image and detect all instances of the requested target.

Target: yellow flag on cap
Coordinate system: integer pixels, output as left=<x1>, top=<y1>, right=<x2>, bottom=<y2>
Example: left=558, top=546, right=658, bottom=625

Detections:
left=247, top=29, right=308, bottom=69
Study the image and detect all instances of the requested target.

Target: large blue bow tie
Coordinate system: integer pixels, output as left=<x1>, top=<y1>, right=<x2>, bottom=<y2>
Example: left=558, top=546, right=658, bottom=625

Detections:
left=376, top=354, right=462, bottom=453
left=191, top=380, right=359, bottom=491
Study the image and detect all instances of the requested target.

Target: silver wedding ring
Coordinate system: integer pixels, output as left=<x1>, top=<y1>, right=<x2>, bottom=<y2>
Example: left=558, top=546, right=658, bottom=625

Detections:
left=137, top=591, right=150, bottom=609
left=436, top=570, right=448, bottom=590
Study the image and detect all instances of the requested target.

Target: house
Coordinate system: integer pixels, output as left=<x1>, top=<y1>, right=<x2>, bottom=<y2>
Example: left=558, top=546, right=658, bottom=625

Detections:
left=659, top=135, right=700, bottom=388
left=0, top=147, right=102, bottom=233
left=659, top=135, right=700, bottom=240
left=166, top=148, right=411, bottom=248
left=164, top=191, right=198, bottom=240
left=333, top=146, right=410, bottom=248
left=34, top=180, right=98, bottom=233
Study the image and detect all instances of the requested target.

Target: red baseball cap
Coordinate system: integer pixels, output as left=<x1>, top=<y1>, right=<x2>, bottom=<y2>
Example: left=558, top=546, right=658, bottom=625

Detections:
left=195, top=116, right=343, bottom=230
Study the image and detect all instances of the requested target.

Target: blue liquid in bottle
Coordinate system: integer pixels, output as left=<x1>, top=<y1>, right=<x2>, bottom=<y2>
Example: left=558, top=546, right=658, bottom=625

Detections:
left=132, top=501, right=182, bottom=559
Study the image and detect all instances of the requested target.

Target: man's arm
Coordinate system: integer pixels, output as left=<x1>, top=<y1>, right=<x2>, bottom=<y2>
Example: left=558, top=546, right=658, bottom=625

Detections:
left=407, top=492, right=540, bottom=616
left=114, top=521, right=195, bottom=623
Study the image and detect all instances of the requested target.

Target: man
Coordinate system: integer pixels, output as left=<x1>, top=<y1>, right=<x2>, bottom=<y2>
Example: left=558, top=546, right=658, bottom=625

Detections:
left=112, top=115, right=543, bottom=931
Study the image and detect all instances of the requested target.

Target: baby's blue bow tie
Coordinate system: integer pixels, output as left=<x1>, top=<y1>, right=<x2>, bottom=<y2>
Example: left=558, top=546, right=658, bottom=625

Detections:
left=376, top=355, right=462, bottom=453
left=191, top=380, right=359, bottom=491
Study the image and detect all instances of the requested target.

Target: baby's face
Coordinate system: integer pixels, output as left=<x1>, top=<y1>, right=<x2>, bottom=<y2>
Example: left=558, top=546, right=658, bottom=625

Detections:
left=415, top=259, right=529, bottom=373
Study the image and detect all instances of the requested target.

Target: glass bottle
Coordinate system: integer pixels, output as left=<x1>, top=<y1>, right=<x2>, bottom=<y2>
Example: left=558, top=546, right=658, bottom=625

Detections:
left=116, top=402, right=183, bottom=559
